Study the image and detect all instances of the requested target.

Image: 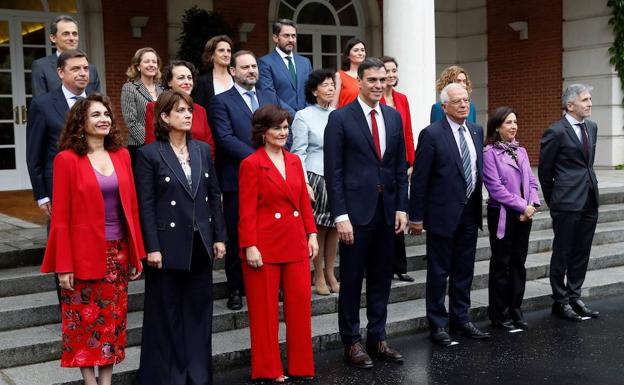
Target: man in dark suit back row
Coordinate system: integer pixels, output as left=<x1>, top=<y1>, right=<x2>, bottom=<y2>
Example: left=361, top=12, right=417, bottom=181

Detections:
left=538, top=84, right=600, bottom=321
left=26, top=50, right=92, bottom=216
left=31, top=15, right=100, bottom=97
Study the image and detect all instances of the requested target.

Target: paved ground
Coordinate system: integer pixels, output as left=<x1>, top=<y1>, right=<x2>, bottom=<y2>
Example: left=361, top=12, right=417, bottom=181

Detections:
left=216, top=295, right=624, bottom=385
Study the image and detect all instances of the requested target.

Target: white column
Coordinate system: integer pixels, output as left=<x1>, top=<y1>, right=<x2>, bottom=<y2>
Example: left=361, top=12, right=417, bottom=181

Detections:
left=82, top=0, right=107, bottom=93
left=383, top=0, right=437, bottom=144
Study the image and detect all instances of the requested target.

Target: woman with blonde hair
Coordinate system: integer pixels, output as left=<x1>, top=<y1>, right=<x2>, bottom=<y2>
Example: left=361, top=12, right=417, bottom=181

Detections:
left=430, top=65, right=477, bottom=123
left=120, top=47, right=164, bottom=161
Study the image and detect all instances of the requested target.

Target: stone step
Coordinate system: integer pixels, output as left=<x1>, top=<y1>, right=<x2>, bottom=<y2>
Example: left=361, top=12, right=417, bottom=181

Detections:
left=2, top=220, right=624, bottom=332
left=1, top=241, right=623, bottom=370
left=2, top=263, right=624, bottom=385
left=2, top=188, right=624, bottom=271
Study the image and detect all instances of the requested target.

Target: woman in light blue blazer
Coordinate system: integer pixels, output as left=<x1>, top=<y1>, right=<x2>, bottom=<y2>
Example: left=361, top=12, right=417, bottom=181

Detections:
left=291, top=69, right=339, bottom=296
left=430, top=65, right=477, bottom=124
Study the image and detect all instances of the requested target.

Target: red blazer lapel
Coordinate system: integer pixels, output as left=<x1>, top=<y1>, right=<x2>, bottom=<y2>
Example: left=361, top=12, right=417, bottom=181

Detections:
left=259, top=147, right=299, bottom=208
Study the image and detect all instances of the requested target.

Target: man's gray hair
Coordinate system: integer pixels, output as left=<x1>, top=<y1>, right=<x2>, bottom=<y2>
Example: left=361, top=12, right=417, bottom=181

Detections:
left=440, top=82, right=466, bottom=104
left=562, top=84, right=593, bottom=110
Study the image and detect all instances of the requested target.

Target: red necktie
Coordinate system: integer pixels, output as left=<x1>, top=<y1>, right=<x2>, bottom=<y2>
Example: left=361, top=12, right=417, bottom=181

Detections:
left=370, top=110, right=381, bottom=160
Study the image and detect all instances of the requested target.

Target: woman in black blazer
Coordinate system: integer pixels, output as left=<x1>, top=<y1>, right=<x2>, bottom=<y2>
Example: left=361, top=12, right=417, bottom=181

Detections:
left=193, top=35, right=234, bottom=109
left=135, top=90, right=226, bottom=385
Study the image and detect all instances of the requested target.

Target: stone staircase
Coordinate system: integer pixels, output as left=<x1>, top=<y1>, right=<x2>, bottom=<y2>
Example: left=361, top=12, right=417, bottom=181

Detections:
left=1, top=188, right=624, bottom=385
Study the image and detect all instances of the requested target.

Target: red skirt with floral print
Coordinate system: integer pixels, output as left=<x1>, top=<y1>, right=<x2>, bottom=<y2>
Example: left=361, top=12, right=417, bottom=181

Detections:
left=60, top=239, right=130, bottom=367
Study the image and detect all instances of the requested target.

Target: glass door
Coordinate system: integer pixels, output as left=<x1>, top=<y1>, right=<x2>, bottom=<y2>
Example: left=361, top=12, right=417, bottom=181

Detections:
left=0, top=15, right=51, bottom=190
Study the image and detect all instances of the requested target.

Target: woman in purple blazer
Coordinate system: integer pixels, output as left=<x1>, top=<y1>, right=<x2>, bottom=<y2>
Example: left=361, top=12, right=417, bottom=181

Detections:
left=483, top=107, right=540, bottom=330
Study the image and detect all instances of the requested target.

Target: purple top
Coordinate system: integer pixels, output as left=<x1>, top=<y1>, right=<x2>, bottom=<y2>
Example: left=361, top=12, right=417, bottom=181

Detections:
left=94, top=169, right=126, bottom=240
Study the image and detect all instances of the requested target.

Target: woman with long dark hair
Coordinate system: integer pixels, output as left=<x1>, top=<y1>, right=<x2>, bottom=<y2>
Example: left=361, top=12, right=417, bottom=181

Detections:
left=332, top=37, right=366, bottom=108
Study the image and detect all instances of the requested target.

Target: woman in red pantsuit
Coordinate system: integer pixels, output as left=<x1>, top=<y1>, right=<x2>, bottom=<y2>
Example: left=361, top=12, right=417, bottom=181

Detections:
left=41, top=94, right=144, bottom=385
left=239, top=105, right=318, bottom=382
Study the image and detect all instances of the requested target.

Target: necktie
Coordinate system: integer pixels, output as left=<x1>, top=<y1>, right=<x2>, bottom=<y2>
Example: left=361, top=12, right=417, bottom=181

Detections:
left=370, top=110, right=381, bottom=160
left=576, top=122, right=589, bottom=159
left=286, top=56, right=297, bottom=85
left=459, top=125, right=474, bottom=197
left=245, top=90, right=259, bottom=113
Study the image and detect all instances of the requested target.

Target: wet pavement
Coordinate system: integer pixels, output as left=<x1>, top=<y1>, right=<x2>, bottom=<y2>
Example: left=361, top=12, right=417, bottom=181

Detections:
left=215, top=295, right=624, bottom=385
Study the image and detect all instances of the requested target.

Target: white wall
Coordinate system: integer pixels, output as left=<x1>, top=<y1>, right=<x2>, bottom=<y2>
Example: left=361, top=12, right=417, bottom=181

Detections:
left=563, top=0, right=623, bottom=167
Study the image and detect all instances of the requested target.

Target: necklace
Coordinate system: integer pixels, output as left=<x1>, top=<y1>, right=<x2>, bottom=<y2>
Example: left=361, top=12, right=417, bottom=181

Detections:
left=170, top=141, right=187, bottom=155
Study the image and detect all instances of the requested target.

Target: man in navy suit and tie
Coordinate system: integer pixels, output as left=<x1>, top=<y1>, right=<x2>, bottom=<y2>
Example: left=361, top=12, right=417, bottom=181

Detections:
left=324, top=58, right=408, bottom=368
left=538, top=84, right=600, bottom=321
left=31, top=15, right=100, bottom=97
left=208, top=50, right=284, bottom=310
left=258, top=19, right=312, bottom=113
left=27, top=49, right=91, bottom=217
left=409, top=82, right=490, bottom=346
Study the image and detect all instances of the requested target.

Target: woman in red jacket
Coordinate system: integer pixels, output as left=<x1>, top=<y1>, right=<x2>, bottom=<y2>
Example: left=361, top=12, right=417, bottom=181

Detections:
left=144, top=60, right=216, bottom=158
left=41, top=94, right=145, bottom=385
left=239, top=105, right=318, bottom=382
left=380, top=56, right=416, bottom=283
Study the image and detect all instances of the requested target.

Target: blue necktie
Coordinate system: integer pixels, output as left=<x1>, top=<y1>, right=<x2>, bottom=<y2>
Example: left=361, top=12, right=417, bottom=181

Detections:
left=459, top=125, right=474, bottom=197
left=245, top=91, right=259, bottom=113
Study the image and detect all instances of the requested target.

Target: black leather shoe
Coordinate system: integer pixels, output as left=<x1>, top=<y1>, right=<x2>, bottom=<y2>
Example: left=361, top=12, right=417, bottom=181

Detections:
left=570, top=300, right=599, bottom=318
left=552, top=303, right=582, bottom=322
left=366, top=340, right=404, bottom=363
left=451, top=322, right=491, bottom=339
left=491, top=319, right=515, bottom=330
left=344, top=342, right=373, bottom=369
left=227, top=290, right=243, bottom=310
left=430, top=327, right=452, bottom=346
left=510, top=308, right=528, bottom=329
left=396, top=273, right=415, bottom=282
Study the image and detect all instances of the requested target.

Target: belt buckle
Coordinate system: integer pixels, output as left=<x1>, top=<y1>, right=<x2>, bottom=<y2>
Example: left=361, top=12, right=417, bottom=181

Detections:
left=376, top=184, right=384, bottom=193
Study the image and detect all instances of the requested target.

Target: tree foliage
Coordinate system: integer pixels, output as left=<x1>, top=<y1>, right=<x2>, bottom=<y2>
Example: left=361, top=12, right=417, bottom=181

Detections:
left=608, top=0, right=624, bottom=101
left=176, top=6, right=234, bottom=73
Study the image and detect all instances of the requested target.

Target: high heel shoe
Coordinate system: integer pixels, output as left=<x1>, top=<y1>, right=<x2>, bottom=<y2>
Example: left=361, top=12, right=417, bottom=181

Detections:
left=314, top=283, right=330, bottom=296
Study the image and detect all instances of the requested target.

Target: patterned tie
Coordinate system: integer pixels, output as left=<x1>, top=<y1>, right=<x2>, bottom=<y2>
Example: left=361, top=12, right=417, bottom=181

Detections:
left=370, top=110, right=381, bottom=160
left=576, top=122, right=589, bottom=159
left=286, top=56, right=297, bottom=85
left=459, top=125, right=474, bottom=197
left=245, top=90, right=259, bottom=112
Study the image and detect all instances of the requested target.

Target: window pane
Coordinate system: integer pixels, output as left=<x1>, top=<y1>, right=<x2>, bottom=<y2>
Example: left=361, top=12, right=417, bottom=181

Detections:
left=0, top=0, right=44, bottom=11
left=297, top=3, right=336, bottom=25
left=338, top=5, right=358, bottom=26
left=0, top=97, right=12, bottom=119
left=297, top=34, right=312, bottom=53
left=0, top=123, right=15, bottom=145
left=22, top=47, right=46, bottom=69
left=322, top=55, right=339, bottom=71
left=48, top=0, right=78, bottom=12
left=24, top=72, right=32, bottom=96
left=0, top=148, right=16, bottom=170
left=22, top=22, right=46, bottom=45
left=0, top=21, right=9, bottom=45
left=321, top=35, right=337, bottom=54
left=278, top=3, right=295, bottom=20
left=0, top=73, right=12, bottom=94
left=0, top=47, right=10, bottom=69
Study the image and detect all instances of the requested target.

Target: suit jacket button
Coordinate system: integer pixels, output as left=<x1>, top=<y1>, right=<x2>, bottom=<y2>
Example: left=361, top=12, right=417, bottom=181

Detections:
left=293, top=211, right=299, bottom=217
left=171, top=200, right=176, bottom=206
left=165, top=176, right=171, bottom=182
left=205, top=172, right=209, bottom=178
left=208, top=217, right=212, bottom=222
left=170, top=222, right=176, bottom=228
left=274, top=212, right=282, bottom=219
left=205, top=196, right=208, bottom=202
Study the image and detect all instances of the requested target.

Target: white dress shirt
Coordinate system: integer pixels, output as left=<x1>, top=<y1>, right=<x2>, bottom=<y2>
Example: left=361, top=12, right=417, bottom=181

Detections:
left=276, top=47, right=296, bottom=72
left=233, top=82, right=258, bottom=112
left=564, top=113, right=585, bottom=142
left=446, top=116, right=477, bottom=185
left=62, top=85, right=87, bottom=109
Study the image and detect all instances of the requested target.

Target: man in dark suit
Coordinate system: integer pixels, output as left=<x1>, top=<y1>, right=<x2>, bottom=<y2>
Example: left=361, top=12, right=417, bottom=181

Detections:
left=538, top=84, right=600, bottom=321
left=31, top=15, right=100, bottom=97
left=258, top=19, right=312, bottom=113
left=27, top=50, right=91, bottom=217
left=208, top=50, right=284, bottom=310
left=409, top=82, right=490, bottom=346
left=324, top=58, right=408, bottom=368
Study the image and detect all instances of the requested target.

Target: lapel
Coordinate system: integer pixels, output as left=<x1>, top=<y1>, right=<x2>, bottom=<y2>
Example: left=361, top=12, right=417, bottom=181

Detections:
left=133, top=80, right=155, bottom=102
left=46, top=54, right=58, bottom=75
left=467, top=122, right=483, bottom=173
left=188, top=140, right=202, bottom=198
left=273, top=50, right=296, bottom=89
left=158, top=140, right=193, bottom=197
left=259, top=147, right=298, bottom=208
left=226, top=87, right=253, bottom=119
left=379, top=104, right=394, bottom=162
left=561, top=117, right=586, bottom=160
left=441, top=119, right=464, bottom=176
left=350, top=101, right=380, bottom=162
left=500, top=150, right=520, bottom=171
left=294, top=55, right=307, bottom=90
left=51, top=88, right=69, bottom=121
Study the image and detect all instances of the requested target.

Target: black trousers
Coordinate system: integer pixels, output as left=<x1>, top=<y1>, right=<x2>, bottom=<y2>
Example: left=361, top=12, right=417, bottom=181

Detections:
left=338, top=197, right=395, bottom=345
left=127, top=144, right=141, bottom=166
left=222, top=192, right=244, bottom=293
left=393, top=232, right=408, bottom=275
left=425, top=194, right=479, bottom=328
left=487, top=207, right=532, bottom=321
left=549, top=191, right=598, bottom=304
left=139, top=234, right=214, bottom=385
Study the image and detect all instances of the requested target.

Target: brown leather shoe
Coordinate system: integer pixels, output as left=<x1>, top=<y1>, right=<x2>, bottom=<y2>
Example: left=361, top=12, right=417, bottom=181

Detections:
left=344, top=342, right=373, bottom=369
left=366, top=340, right=404, bottom=363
